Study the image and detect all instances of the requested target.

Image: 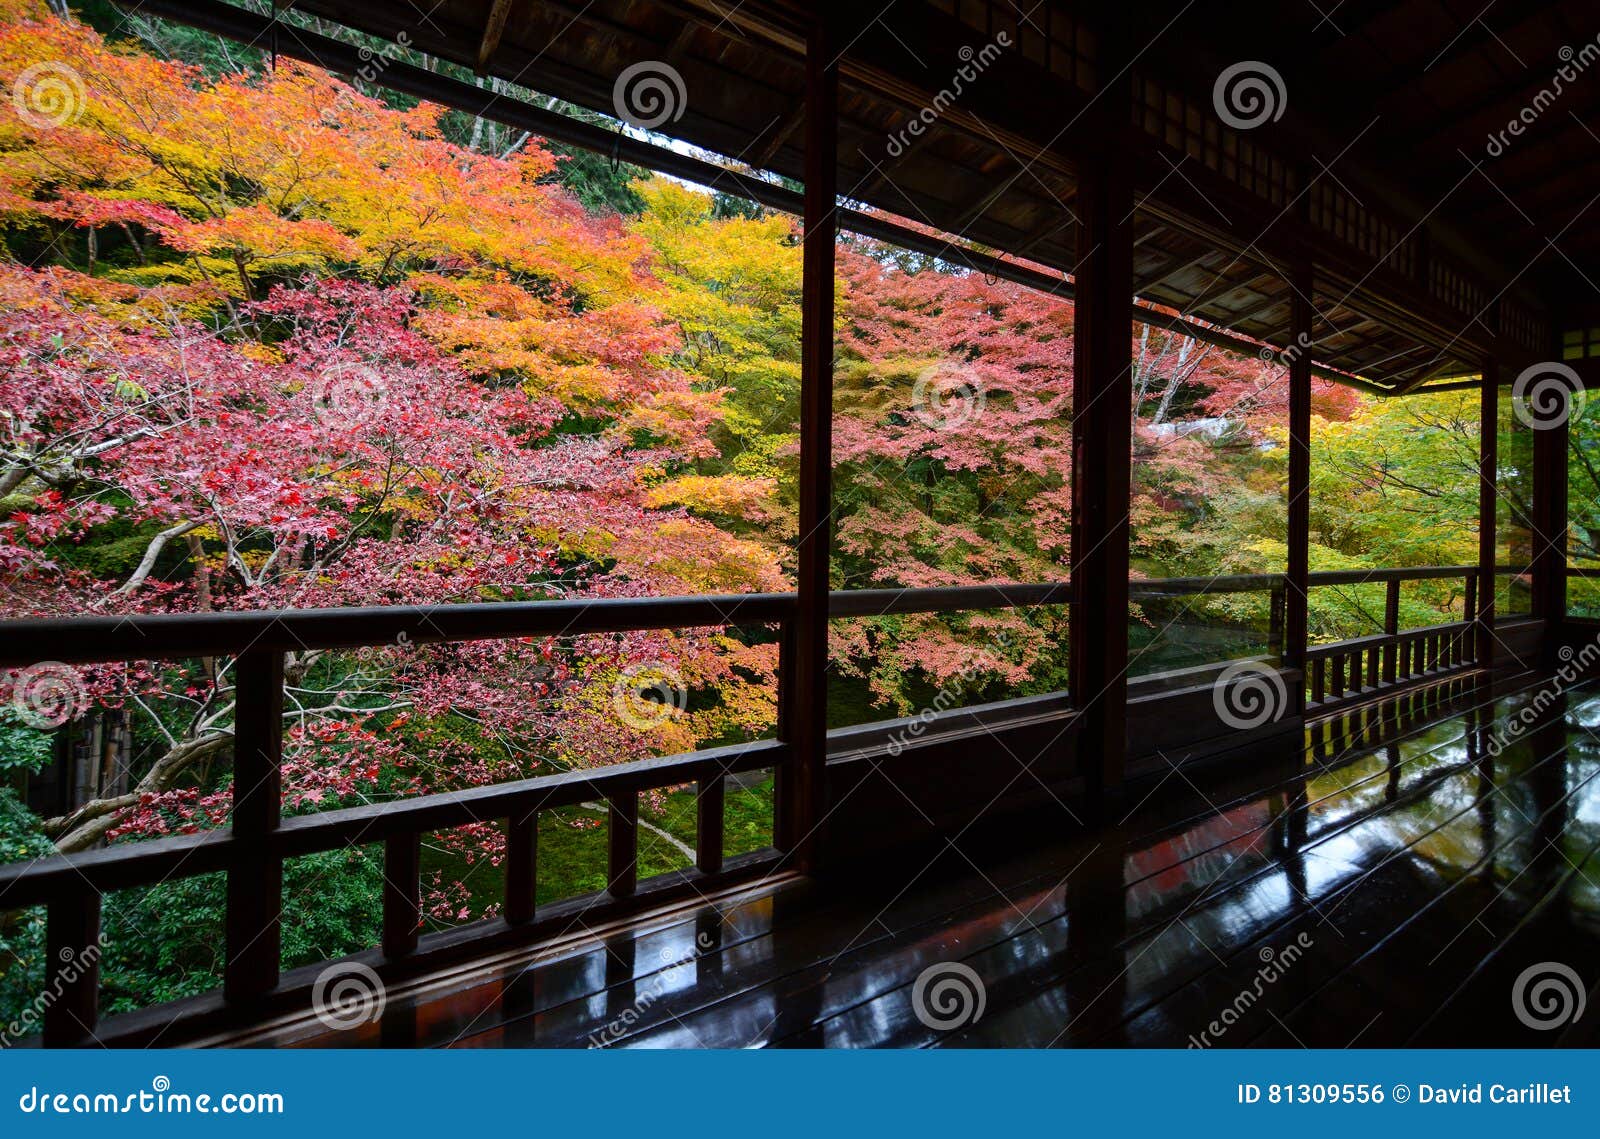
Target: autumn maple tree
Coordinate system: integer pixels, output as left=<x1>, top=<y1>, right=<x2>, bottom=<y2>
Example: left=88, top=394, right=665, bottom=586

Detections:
left=0, top=1, right=1507, bottom=1017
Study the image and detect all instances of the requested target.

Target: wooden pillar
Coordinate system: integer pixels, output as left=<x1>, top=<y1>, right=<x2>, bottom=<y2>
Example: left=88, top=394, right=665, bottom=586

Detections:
left=42, top=888, right=100, bottom=1047
left=1285, top=263, right=1313, bottom=708
left=777, top=7, right=839, bottom=870
left=1477, top=358, right=1498, bottom=667
left=225, top=648, right=283, bottom=1004
left=382, top=832, right=421, bottom=958
left=1068, top=14, right=1133, bottom=796
left=1531, top=370, right=1568, bottom=658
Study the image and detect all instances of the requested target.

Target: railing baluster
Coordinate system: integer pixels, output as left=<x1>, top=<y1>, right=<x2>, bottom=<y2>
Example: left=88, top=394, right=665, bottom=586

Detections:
left=696, top=774, right=725, bottom=875
left=1312, top=657, right=1325, bottom=705
left=1267, top=580, right=1285, bottom=661
left=504, top=809, right=537, bottom=925
left=43, top=887, right=101, bottom=1047
left=607, top=790, right=638, bottom=899
left=225, top=648, right=283, bottom=1004
left=1464, top=570, right=1477, bottom=657
left=382, top=832, right=421, bottom=958
left=773, top=617, right=796, bottom=853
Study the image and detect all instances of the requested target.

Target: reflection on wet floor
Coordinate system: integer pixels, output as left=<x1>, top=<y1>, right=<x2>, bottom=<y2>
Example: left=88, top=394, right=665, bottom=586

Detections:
left=273, top=674, right=1600, bottom=1049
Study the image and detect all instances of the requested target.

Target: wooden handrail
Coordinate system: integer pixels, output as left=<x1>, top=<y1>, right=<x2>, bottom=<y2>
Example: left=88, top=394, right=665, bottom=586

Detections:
left=0, top=738, right=785, bottom=911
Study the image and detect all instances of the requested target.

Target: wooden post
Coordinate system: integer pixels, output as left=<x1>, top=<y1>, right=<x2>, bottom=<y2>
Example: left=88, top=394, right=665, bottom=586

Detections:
left=1478, top=355, right=1498, bottom=668
left=42, top=888, right=100, bottom=1047
left=1285, top=263, right=1313, bottom=712
left=382, top=832, right=421, bottom=958
left=607, top=790, right=639, bottom=899
left=778, top=7, right=839, bottom=869
left=1532, top=371, right=1568, bottom=659
left=225, top=648, right=283, bottom=1004
left=1068, top=12, right=1133, bottom=796
left=696, top=775, right=725, bottom=875
left=504, top=809, right=537, bottom=925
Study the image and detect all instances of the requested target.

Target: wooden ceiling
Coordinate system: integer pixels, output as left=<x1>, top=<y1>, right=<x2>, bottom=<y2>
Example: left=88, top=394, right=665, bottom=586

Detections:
left=148, top=0, right=1600, bottom=392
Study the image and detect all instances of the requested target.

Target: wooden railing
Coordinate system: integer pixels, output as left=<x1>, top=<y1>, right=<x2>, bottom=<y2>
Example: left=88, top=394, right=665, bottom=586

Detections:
left=0, top=582, right=1069, bottom=1045
left=1132, top=565, right=1528, bottom=714
left=1303, top=565, right=1493, bottom=714
left=0, top=565, right=1525, bottom=1042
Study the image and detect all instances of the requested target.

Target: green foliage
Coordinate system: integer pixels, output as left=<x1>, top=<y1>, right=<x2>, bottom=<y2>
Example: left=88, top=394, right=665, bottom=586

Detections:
left=96, top=850, right=385, bottom=1014
left=0, top=708, right=52, bottom=776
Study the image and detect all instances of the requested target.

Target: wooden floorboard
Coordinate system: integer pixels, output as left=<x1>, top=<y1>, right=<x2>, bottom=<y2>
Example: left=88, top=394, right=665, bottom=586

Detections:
left=271, top=673, right=1600, bottom=1049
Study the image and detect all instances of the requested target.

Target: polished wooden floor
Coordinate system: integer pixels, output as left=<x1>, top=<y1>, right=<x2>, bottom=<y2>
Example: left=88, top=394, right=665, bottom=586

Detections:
left=263, top=673, right=1600, bottom=1048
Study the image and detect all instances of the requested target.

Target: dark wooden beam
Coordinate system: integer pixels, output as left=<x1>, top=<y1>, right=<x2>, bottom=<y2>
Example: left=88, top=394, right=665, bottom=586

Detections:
left=1478, top=352, right=1498, bottom=666
left=778, top=6, right=839, bottom=870
left=474, top=0, right=515, bottom=75
left=1068, top=12, right=1133, bottom=797
left=1287, top=261, right=1313, bottom=709
left=750, top=98, right=805, bottom=170
left=224, top=648, right=283, bottom=1005
left=1532, top=370, right=1569, bottom=647
left=43, top=889, right=100, bottom=1046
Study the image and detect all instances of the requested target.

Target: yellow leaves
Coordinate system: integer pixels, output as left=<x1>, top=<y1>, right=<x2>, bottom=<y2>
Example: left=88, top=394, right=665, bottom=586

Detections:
left=235, top=341, right=283, bottom=365
left=625, top=517, right=786, bottom=595
left=163, top=205, right=361, bottom=267
left=644, top=473, right=776, bottom=518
